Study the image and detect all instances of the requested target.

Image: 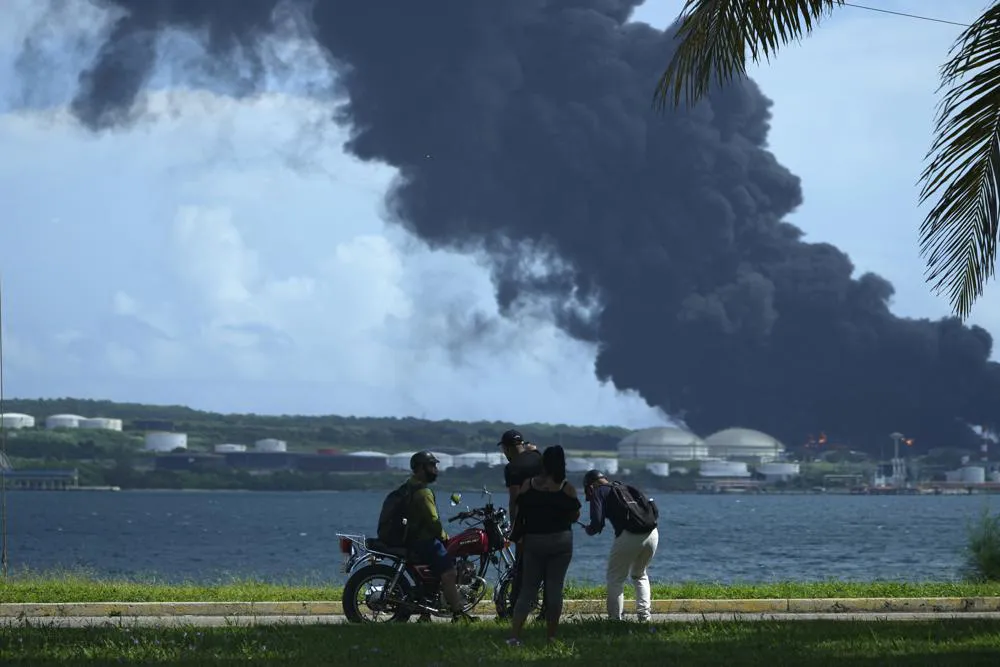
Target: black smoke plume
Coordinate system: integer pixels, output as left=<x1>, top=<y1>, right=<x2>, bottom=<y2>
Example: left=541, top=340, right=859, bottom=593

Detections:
left=26, top=0, right=1000, bottom=452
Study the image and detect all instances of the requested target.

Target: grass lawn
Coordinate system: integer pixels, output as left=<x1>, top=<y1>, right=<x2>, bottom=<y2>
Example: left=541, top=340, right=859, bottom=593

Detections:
left=4, top=573, right=1000, bottom=603
left=2, top=618, right=1000, bottom=665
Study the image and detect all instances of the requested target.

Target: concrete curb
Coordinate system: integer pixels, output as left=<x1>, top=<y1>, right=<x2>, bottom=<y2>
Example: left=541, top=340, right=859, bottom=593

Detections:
left=3, top=598, right=1000, bottom=617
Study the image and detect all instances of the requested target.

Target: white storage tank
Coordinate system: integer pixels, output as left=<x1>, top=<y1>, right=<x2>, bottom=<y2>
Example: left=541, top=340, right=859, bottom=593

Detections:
left=699, top=460, right=750, bottom=478
left=959, top=466, right=986, bottom=484
left=0, top=412, right=35, bottom=429
left=429, top=452, right=454, bottom=470
left=589, top=457, right=619, bottom=475
left=757, top=462, right=800, bottom=482
left=453, top=453, right=491, bottom=468
left=214, top=444, right=247, bottom=453
left=704, top=428, right=785, bottom=462
left=617, top=427, right=709, bottom=461
left=79, top=417, right=123, bottom=431
left=991, top=470, right=1000, bottom=483
left=45, top=414, right=84, bottom=429
left=388, top=451, right=417, bottom=471
left=645, top=462, right=671, bottom=477
left=566, top=457, right=592, bottom=473
left=145, top=432, right=188, bottom=452
left=254, top=438, right=287, bottom=453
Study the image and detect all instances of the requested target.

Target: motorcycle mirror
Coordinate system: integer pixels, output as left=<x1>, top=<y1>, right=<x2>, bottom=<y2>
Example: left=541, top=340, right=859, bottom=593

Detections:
left=449, top=492, right=462, bottom=506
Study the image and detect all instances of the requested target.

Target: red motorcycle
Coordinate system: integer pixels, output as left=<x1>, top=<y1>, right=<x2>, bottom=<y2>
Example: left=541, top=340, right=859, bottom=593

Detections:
left=337, top=488, right=518, bottom=622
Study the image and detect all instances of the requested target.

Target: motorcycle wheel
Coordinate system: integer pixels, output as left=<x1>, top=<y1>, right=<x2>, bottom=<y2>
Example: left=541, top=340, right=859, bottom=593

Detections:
left=493, top=572, right=539, bottom=620
left=342, top=563, right=413, bottom=623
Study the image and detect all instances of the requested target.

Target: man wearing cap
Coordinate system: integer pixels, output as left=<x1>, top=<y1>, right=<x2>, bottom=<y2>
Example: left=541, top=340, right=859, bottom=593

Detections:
left=582, top=469, right=659, bottom=622
left=497, top=429, right=547, bottom=620
left=406, top=450, right=477, bottom=623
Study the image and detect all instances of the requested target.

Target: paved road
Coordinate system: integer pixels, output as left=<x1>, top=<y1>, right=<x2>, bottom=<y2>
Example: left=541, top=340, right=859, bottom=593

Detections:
left=6, top=612, right=1000, bottom=628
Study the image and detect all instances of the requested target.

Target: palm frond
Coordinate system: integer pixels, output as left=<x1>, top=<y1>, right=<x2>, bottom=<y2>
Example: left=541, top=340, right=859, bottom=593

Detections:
left=653, top=0, right=843, bottom=110
left=918, top=4, right=1000, bottom=320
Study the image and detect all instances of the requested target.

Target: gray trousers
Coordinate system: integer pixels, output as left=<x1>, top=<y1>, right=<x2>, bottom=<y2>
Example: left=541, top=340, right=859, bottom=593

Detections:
left=513, top=530, right=573, bottom=623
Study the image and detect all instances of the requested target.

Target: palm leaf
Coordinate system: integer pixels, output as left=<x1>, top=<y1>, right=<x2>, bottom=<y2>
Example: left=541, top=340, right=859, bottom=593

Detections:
left=918, top=4, right=1000, bottom=320
left=653, top=0, right=843, bottom=110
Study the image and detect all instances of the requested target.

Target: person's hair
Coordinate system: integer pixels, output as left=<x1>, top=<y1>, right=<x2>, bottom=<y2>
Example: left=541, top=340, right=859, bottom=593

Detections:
left=542, top=445, right=567, bottom=484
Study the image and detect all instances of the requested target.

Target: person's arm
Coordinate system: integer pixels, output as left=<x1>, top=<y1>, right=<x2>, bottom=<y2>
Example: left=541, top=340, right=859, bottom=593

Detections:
left=414, top=488, right=445, bottom=541
left=586, top=486, right=607, bottom=535
left=563, top=483, right=582, bottom=523
left=505, top=466, right=520, bottom=521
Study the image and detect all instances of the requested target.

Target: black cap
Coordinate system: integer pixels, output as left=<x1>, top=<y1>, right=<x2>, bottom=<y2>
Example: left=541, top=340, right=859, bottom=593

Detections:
left=583, top=469, right=606, bottom=486
left=497, top=429, right=524, bottom=448
left=410, top=451, right=440, bottom=470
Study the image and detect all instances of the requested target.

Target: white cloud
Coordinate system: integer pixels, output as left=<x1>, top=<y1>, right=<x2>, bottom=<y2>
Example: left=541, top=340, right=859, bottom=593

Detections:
left=0, top=83, right=666, bottom=428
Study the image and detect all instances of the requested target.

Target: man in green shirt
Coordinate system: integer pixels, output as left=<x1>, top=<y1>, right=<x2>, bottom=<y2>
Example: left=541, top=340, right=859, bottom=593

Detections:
left=406, top=451, right=477, bottom=623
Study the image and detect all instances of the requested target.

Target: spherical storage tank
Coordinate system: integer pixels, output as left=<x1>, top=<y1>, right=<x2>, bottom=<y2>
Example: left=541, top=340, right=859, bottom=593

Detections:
left=145, top=432, right=188, bottom=452
left=79, top=417, right=123, bottom=431
left=254, top=439, right=287, bottom=453
left=959, top=466, right=986, bottom=484
left=617, top=427, right=709, bottom=461
left=214, top=444, right=247, bottom=453
left=45, top=414, right=84, bottom=429
left=699, top=460, right=750, bottom=478
left=703, top=428, right=785, bottom=462
left=0, top=412, right=35, bottom=429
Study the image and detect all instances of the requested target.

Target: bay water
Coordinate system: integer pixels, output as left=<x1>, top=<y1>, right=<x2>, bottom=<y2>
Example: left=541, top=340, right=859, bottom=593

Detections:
left=5, top=489, right=996, bottom=585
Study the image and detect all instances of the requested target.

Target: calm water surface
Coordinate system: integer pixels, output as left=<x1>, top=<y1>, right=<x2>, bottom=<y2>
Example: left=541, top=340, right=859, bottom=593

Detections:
left=5, top=489, right=997, bottom=585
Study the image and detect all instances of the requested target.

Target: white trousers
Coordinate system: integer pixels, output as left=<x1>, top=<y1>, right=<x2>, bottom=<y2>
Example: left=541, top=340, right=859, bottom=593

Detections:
left=606, top=527, right=658, bottom=620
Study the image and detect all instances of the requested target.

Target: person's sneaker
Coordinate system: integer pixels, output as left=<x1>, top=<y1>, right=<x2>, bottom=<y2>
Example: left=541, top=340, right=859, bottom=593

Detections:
left=505, top=637, right=523, bottom=647
left=452, top=610, right=479, bottom=623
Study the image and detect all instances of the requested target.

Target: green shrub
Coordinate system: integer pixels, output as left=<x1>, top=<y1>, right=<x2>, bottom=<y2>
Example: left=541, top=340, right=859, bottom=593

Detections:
left=963, top=505, right=1000, bottom=582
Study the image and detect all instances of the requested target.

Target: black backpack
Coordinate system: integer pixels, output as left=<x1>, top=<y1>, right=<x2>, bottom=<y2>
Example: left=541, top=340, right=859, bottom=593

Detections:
left=377, top=482, right=417, bottom=546
left=609, top=481, right=659, bottom=534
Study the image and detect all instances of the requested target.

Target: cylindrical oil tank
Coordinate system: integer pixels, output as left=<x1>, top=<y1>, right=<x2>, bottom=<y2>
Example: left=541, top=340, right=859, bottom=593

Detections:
left=79, top=417, right=122, bottom=430
left=254, top=438, right=287, bottom=453
left=144, top=432, right=188, bottom=452
left=453, top=453, right=490, bottom=468
left=645, top=462, right=671, bottom=477
left=566, top=457, right=592, bottom=473
left=0, top=413, right=35, bottom=429
left=991, top=470, right=1000, bottom=483
left=429, top=452, right=453, bottom=470
left=387, top=451, right=416, bottom=470
left=757, top=462, right=800, bottom=479
left=959, top=466, right=986, bottom=484
left=214, top=444, right=247, bottom=453
left=699, top=460, right=750, bottom=478
left=45, top=414, right=83, bottom=429
left=589, top=457, right=619, bottom=475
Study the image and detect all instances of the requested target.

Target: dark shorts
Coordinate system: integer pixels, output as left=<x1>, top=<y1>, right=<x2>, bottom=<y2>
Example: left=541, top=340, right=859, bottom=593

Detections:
left=411, top=539, right=455, bottom=576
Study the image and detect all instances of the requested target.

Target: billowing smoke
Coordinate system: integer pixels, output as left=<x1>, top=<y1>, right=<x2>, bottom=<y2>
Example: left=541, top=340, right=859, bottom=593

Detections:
left=21, top=0, right=1000, bottom=451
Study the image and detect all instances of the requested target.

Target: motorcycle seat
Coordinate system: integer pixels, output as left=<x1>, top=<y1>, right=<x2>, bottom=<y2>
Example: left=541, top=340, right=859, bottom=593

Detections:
left=365, top=538, right=409, bottom=558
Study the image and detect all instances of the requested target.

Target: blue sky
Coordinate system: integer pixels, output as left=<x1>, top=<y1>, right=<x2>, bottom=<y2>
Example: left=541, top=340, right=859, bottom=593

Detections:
left=0, top=0, right=995, bottom=428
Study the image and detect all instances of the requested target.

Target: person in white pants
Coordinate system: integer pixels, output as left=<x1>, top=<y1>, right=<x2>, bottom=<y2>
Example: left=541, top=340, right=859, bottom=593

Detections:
left=582, top=469, right=659, bottom=621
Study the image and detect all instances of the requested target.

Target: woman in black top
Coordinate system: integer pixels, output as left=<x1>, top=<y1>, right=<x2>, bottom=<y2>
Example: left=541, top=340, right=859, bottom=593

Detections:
left=506, top=445, right=582, bottom=646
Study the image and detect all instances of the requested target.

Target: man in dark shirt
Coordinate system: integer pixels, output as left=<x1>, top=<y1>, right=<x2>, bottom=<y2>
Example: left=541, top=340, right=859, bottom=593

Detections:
left=582, top=469, right=659, bottom=622
left=497, top=429, right=547, bottom=619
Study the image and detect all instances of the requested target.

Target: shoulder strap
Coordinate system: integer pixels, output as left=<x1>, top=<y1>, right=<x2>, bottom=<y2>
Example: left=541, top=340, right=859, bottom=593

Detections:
left=559, top=479, right=568, bottom=490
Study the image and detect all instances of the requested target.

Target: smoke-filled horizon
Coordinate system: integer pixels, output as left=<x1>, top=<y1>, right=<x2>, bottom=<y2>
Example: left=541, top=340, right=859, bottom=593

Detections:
left=18, top=0, right=1000, bottom=451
